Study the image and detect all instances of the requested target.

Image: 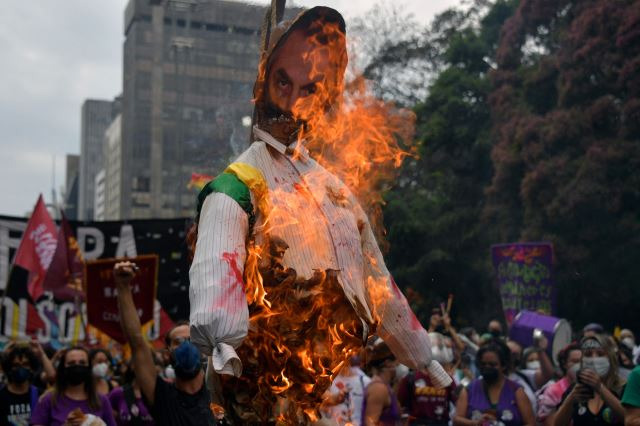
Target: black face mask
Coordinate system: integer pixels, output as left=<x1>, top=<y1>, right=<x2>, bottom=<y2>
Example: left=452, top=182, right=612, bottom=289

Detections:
left=434, top=325, right=446, bottom=334
left=65, top=365, right=90, bottom=386
left=490, top=329, right=502, bottom=338
left=8, top=367, right=32, bottom=384
left=481, top=367, right=500, bottom=384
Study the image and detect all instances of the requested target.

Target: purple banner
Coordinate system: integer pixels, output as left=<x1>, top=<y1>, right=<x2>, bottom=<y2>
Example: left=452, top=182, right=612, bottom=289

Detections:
left=491, top=242, right=555, bottom=325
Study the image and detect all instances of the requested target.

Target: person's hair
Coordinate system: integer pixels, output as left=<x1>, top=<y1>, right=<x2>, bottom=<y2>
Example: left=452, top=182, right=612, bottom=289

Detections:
left=89, top=348, right=113, bottom=367
left=365, top=340, right=395, bottom=374
left=53, top=346, right=101, bottom=411
left=1, top=345, right=41, bottom=380
left=476, top=339, right=511, bottom=373
left=580, top=335, right=625, bottom=393
left=557, top=342, right=581, bottom=374
left=164, top=320, right=190, bottom=348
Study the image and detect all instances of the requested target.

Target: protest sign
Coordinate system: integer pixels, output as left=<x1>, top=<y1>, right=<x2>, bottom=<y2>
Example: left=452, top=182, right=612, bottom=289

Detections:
left=491, top=242, right=555, bottom=324
left=85, top=255, right=158, bottom=343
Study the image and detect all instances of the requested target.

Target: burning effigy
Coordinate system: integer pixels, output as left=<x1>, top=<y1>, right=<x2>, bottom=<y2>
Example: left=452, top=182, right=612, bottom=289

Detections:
left=188, top=1, right=451, bottom=424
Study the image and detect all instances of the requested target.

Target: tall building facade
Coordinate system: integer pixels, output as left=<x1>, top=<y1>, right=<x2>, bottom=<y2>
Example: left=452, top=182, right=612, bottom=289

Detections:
left=78, top=99, right=120, bottom=220
left=120, top=0, right=299, bottom=219
left=64, top=154, right=80, bottom=220
left=103, top=114, right=123, bottom=220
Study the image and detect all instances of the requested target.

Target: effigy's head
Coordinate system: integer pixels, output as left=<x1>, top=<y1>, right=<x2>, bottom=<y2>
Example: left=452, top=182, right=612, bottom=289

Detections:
left=253, top=6, right=347, bottom=144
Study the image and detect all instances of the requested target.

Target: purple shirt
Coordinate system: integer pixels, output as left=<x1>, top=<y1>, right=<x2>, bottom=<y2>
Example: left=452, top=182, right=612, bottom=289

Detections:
left=30, top=391, right=116, bottom=426
left=467, top=378, right=523, bottom=426
left=108, top=387, right=154, bottom=426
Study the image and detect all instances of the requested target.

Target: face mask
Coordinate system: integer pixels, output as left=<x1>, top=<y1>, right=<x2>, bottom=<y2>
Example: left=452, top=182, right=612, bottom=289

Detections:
left=9, top=367, right=31, bottom=384
left=395, top=363, right=409, bottom=380
left=92, top=362, right=109, bottom=378
left=164, top=365, right=176, bottom=380
left=481, top=367, right=500, bottom=384
left=622, top=338, right=635, bottom=349
left=172, top=341, right=201, bottom=380
left=583, top=356, right=610, bottom=377
left=490, top=330, right=502, bottom=338
left=65, top=365, right=90, bottom=386
left=526, top=360, right=541, bottom=371
left=442, top=347, right=454, bottom=364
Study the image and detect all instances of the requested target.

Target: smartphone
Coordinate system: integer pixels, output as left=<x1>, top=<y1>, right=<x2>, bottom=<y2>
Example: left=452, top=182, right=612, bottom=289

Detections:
left=576, top=368, right=594, bottom=399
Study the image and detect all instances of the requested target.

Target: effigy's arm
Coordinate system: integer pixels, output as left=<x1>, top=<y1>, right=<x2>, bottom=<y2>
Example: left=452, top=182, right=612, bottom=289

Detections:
left=359, top=216, right=452, bottom=388
left=189, top=192, right=250, bottom=377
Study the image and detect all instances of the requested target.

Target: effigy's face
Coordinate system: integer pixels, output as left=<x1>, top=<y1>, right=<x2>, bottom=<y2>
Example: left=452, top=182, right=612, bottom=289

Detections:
left=265, top=28, right=331, bottom=120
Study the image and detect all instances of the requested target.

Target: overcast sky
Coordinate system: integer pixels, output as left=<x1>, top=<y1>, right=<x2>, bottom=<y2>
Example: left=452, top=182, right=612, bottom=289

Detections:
left=0, top=0, right=459, bottom=217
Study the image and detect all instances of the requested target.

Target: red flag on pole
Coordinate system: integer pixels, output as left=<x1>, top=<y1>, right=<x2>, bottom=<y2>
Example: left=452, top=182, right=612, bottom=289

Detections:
left=13, top=195, right=58, bottom=301
left=43, top=212, right=85, bottom=301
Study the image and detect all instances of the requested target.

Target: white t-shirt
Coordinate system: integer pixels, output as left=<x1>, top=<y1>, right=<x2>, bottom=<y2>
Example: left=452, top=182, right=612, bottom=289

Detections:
left=326, top=368, right=372, bottom=426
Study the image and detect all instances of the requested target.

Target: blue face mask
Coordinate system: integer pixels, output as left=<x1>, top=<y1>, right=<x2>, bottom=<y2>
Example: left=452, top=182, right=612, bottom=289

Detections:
left=9, top=366, right=31, bottom=384
left=172, top=340, right=201, bottom=380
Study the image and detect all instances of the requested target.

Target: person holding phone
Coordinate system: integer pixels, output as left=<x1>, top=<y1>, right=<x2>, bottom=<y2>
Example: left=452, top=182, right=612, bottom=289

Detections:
left=553, top=335, right=626, bottom=426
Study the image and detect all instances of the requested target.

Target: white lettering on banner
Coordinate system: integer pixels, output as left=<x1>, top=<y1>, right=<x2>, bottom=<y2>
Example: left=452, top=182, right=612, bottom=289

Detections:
left=77, top=227, right=105, bottom=260
left=36, top=298, right=55, bottom=344
left=29, top=224, right=57, bottom=269
left=103, top=311, right=120, bottom=322
left=1, top=298, right=163, bottom=344
left=115, top=224, right=138, bottom=258
left=0, top=220, right=27, bottom=290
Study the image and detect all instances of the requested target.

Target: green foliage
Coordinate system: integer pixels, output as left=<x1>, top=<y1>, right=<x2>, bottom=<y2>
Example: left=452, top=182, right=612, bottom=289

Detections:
left=376, top=0, right=640, bottom=331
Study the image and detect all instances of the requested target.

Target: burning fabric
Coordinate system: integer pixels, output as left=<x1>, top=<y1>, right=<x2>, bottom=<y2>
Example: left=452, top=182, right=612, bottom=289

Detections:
left=220, top=236, right=365, bottom=422
left=188, top=1, right=451, bottom=424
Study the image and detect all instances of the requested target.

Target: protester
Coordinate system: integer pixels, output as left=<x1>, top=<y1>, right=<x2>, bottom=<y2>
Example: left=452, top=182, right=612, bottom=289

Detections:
left=0, top=340, right=55, bottom=425
left=113, top=261, right=215, bottom=426
left=322, top=355, right=371, bottom=425
left=397, top=332, right=457, bottom=426
left=90, top=349, right=119, bottom=396
left=108, top=362, right=154, bottom=426
left=553, top=335, right=626, bottom=426
left=31, top=346, right=116, bottom=426
left=428, top=308, right=465, bottom=353
left=620, top=329, right=640, bottom=363
left=453, top=339, right=534, bottom=426
left=622, top=365, right=640, bottom=425
left=487, top=320, right=504, bottom=339
left=362, top=340, right=402, bottom=426
left=506, top=337, right=554, bottom=414
left=582, top=323, right=604, bottom=338
left=536, top=342, right=582, bottom=425
left=617, top=343, right=635, bottom=380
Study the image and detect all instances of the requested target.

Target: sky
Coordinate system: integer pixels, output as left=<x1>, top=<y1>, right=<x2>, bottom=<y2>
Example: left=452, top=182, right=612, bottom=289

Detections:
left=0, top=0, right=459, bottom=217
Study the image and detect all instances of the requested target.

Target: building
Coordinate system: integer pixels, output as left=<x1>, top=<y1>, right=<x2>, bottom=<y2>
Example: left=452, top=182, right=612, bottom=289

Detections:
left=119, top=0, right=301, bottom=219
left=104, top=114, right=123, bottom=220
left=64, top=154, right=80, bottom=220
left=78, top=99, right=120, bottom=220
left=94, top=169, right=107, bottom=221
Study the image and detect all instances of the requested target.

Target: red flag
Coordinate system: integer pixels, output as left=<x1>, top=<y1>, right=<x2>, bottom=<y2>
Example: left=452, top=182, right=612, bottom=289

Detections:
left=43, top=212, right=85, bottom=301
left=13, top=195, right=58, bottom=301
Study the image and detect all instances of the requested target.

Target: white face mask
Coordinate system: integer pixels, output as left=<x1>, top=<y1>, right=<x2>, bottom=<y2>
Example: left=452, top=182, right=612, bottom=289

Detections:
left=622, top=337, right=635, bottom=349
left=92, top=362, right=109, bottom=378
left=395, top=363, right=409, bottom=380
left=442, top=347, right=454, bottom=364
left=526, top=360, right=541, bottom=371
left=164, top=365, right=176, bottom=380
left=582, top=356, right=610, bottom=377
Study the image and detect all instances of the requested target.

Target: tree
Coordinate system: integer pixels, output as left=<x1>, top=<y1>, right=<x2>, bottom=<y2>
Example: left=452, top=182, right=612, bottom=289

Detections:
left=485, top=0, right=640, bottom=329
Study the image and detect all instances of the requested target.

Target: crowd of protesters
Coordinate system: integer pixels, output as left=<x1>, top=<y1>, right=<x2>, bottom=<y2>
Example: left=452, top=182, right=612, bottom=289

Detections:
left=321, top=309, right=640, bottom=426
left=1, top=268, right=640, bottom=426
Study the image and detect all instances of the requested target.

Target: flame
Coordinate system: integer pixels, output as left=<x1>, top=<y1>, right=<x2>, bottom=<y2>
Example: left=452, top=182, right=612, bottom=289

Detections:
left=222, top=17, right=416, bottom=424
